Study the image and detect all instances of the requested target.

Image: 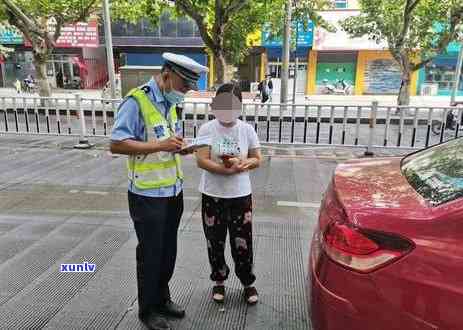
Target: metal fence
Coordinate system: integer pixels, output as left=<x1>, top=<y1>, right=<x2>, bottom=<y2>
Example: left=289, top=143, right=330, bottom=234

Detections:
left=0, top=95, right=462, bottom=152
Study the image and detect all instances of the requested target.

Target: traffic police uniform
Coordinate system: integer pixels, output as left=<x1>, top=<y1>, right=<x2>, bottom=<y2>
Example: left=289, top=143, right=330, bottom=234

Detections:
left=111, top=53, right=208, bottom=324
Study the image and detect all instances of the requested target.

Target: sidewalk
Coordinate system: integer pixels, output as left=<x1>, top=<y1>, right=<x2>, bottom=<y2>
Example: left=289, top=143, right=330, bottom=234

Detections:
left=0, top=135, right=410, bottom=329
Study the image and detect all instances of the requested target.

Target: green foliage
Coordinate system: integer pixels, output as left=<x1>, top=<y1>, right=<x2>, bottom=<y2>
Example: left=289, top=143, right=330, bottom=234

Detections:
left=0, top=0, right=100, bottom=25
left=341, top=0, right=463, bottom=69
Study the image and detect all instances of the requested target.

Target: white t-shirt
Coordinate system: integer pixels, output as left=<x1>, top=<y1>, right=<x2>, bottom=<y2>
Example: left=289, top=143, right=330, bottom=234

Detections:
left=198, top=119, right=260, bottom=198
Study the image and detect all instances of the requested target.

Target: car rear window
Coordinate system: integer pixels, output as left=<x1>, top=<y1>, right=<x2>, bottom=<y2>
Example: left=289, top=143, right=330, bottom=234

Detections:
left=402, top=138, right=463, bottom=206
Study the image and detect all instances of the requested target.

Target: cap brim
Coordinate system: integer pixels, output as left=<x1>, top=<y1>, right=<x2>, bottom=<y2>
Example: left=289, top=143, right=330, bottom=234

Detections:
left=186, top=80, right=198, bottom=91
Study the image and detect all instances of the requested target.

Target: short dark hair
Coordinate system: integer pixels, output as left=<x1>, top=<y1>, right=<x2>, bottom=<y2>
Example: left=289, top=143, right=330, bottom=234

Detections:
left=161, top=63, right=170, bottom=73
left=216, top=82, right=242, bottom=103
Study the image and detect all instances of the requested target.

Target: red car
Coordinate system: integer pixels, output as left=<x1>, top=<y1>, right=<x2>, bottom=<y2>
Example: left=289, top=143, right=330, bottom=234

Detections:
left=308, top=138, right=463, bottom=330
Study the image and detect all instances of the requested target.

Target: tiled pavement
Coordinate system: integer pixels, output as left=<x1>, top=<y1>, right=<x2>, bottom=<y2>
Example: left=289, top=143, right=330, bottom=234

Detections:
left=0, top=135, right=409, bottom=329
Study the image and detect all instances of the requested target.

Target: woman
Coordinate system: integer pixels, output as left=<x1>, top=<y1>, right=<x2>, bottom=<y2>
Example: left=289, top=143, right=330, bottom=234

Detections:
left=196, top=83, right=262, bottom=305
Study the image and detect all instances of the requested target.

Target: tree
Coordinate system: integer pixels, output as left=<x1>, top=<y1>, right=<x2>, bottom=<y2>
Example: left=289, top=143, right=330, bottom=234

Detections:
left=0, top=0, right=100, bottom=96
left=112, top=0, right=332, bottom=85
left=342, top=0, right=463, bottom=105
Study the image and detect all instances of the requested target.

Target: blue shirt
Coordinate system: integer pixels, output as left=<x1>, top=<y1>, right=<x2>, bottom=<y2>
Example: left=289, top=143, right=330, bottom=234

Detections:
left=111, top=78, right=183, bottom=197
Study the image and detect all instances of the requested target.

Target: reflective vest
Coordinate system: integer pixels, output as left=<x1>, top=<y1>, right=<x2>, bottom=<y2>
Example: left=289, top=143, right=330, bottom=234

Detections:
left=126, top=88, right=183, bottom=190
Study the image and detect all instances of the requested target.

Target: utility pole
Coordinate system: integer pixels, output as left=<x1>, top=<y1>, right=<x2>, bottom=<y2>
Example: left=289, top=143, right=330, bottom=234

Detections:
left=451, top=42, right=463, bottom=105
left=103, top=0, right=117, bottom=99
left=280, top=0, right=292, bottom=104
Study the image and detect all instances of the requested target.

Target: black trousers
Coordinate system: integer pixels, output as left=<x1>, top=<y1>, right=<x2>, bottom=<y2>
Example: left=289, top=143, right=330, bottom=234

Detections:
left=202, top=194, right=256, bottom=287
left=128, top=191, right=183, bottom=319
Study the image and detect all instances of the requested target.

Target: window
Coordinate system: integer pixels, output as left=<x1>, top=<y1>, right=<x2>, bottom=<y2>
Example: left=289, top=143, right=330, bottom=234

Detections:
left=424, top=60, right=459, bottom=91
left=141, top=19, right=159, bottom=37
left=402, top=138, right=463, bottom=205
left=334, top=0, right=348, bottom=8
left=177, top=17, right=194, bottom=37
left=193, top=23, right=201, bottom=37
left=160, top=12, right=177, bottom=37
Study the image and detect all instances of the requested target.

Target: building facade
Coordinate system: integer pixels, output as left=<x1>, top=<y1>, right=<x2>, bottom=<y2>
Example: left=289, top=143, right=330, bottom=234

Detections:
left=417, top=43, right=463, bottom=97
left=245, top=0, right=462, bottom=98
left=1, top=20, right=107, bottom=90
left=109, top=14, right=209, bottom=91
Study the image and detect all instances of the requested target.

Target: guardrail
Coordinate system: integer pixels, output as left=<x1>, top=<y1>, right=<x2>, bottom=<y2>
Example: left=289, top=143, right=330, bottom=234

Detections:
left=0, top=95, right=462, bottom=153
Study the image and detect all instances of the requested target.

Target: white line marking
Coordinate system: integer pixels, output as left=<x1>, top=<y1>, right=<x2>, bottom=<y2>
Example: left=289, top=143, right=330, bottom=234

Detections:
left=83, top=191, right=109, bottom=196
left=277, top=201, right=320, bottom=208
left=69, top=190, right=80, bottom=194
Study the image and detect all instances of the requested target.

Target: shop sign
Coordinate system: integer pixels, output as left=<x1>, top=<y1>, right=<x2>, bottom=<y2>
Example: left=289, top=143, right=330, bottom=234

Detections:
left=0, top=25, right=23, bottom=44
left=313, top=11, right=387, bottom=51
left=447, top=42, right=461, bottom=53
left=262, top=21, right=314, bottom=47
left=25, top=20, right=98, bottom=48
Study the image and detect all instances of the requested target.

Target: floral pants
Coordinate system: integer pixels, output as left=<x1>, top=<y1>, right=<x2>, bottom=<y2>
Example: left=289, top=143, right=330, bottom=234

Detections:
left=202, top=194, right=256, bottom=286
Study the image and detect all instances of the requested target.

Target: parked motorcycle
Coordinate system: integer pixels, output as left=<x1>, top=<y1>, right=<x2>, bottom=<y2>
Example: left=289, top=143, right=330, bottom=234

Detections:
left=22, top=78, right=38, bottom=94
left=431, top=108, right=463, bottom=135
left=322, top=79, right=353, bottom=95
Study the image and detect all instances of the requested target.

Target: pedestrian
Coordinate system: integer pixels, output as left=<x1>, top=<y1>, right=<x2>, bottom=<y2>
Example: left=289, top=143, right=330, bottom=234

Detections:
left=56, top=70, right=64, bottom=89
left=195, top=82, right=262, bottom=305
left=258, top=78, right=269, bottom=104
left=110, top=52, right=208, bottom=330
left=14, top=79, right=22, bottom=94
left=267, top=75, right=273, bottom=102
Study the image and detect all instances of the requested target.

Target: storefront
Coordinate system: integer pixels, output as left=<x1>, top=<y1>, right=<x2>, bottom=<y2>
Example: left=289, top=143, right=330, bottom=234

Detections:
left=5, top=20, right=106, bottom=90
left=260, top=21, right=314, bottom=95
left=308, top=10, right=421, bottom=96
left=418, top=43, right=463, bottom=96
left=0, top=25, right=26, bottom=88
left=314, top=52, right=357, bottom=94
left=354, top=50, right=413, bottom=95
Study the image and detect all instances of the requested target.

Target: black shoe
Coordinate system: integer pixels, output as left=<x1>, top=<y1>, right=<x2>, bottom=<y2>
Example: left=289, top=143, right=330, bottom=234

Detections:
left=212, top=285, right=225, bottom=303
left=140, top=312, right=171, bottom=330
left=157, top=299, right=185, bottom=319
left=243, top=286, right=259, bottom=305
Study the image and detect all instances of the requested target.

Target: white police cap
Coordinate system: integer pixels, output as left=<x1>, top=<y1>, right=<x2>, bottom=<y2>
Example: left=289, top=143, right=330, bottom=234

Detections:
left=162, top=52, right=209, bottom=90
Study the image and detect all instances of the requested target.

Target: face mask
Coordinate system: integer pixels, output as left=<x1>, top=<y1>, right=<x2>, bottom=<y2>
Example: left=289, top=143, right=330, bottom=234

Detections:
left=214, top=109, right=241, bottom=123
left=163, top=76, right=186, bottom=104
left=164, top=89, right=185, bottom=105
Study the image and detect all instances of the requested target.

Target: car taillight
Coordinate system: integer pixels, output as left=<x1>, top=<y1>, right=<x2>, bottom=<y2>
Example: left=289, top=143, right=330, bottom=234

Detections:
left=322, top=221, right=414, bottom=273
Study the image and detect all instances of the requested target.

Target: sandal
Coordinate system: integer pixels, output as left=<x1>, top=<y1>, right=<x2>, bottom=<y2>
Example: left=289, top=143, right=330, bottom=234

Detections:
left=212, top=285, right=225, bottom=303
left=243, top=286, right=258, bottom=305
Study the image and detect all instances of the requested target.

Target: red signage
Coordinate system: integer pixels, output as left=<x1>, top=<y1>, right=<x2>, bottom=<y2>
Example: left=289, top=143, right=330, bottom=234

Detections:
left=25, top=20, right=99, bottom=48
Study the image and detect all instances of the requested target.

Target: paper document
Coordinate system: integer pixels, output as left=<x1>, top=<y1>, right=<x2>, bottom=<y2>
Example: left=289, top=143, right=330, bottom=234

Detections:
left=175, top=135, right=211, bottom=153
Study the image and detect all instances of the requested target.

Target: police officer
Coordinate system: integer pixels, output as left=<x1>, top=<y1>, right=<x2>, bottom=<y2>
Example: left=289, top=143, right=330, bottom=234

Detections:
left=110, top=53, right=208, bottom=330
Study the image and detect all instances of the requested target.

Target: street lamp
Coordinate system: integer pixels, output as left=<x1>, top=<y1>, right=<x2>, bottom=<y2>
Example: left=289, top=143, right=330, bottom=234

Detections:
left=292, top=22, right=299, bottom=104
left=102, top=0, right=117, bottom=100
left=451, top=39, right=463, bottom=106
left=280, top=0, right=292, bottom=104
